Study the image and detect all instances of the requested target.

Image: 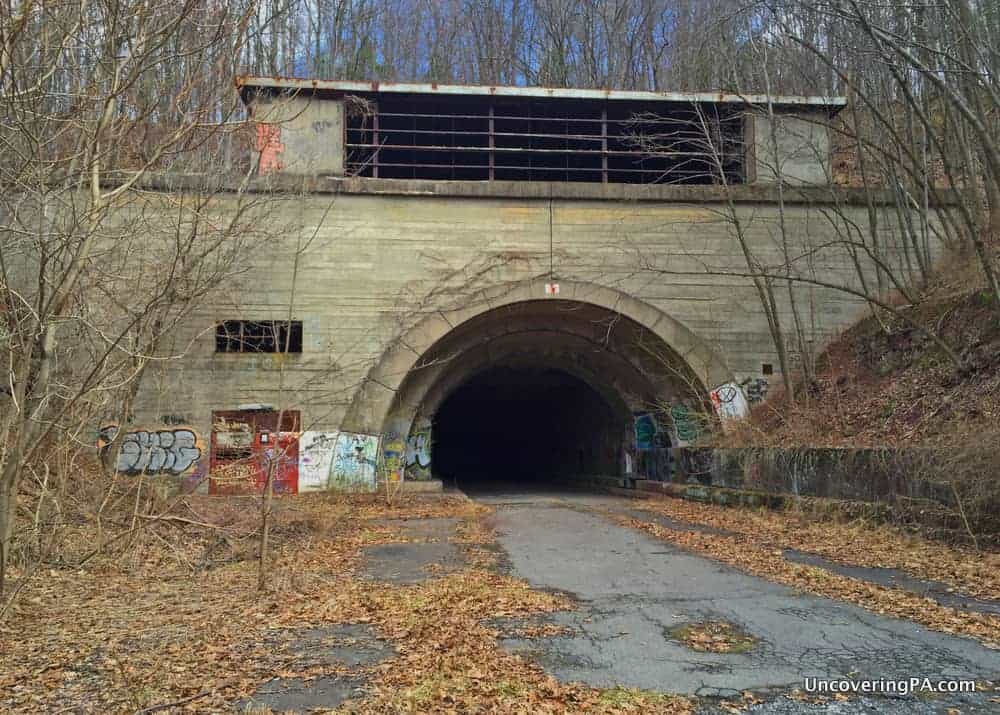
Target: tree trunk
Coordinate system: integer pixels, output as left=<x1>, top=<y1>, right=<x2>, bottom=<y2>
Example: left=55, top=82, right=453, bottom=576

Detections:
left=0, top=475, right=18, bottom=599
left=257, top=458, right=275, bottom=592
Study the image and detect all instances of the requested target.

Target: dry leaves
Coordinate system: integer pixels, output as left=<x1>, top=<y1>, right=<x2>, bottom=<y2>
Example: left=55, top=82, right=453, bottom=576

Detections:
left=604, top=507, right=1000, bottom=649
left=0, top=493, right=692, bottom=714
left=630, top=498, right=1000, bottom=601
left=668, top=621, right=757, bottom=654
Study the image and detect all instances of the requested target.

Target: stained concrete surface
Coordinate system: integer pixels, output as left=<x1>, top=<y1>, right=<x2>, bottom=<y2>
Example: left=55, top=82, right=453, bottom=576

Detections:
left=276, top=624, right=395, bottom=668
left=487, top=493, right=1000, bottom=711
left=244, top=675, right=366, bottom=712
left=361, top=516, right=464, bottom=584
left=243, top=519, right=466, bottom=712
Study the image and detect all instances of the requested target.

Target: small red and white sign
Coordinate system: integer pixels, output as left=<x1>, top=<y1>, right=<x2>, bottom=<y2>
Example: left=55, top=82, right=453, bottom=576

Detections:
left=545, top=282, right=560, bottom=295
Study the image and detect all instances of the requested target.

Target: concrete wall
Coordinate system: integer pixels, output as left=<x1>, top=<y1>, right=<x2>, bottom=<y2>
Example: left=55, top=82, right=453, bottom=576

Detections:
left=748, top=111, right=831, bottom=186
left=249, top=95, right=345, bottom=175
left=664, top=447, right=1000, bottom=545
left=126, top=180, right=943, bottom=462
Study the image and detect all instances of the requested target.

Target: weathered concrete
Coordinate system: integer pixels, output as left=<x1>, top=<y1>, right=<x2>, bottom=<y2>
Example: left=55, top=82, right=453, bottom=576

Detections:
left=244, top=675, right=366, bottom=711
left=247, top=94, right=345, bottom=175
left=119, top=171, right=960, bottom=205
left=782, top=550, right=1000, bottom=617
left=130, top=188, right=945, bottom=444
left=618, top=503, right=1000, bottom=617
left=265, top=624, right=395, bottom=668
left=488, top=495, right=1000, bottom=700
left=748, top=112, right=831, bottom=185
left=242, top=624, right=393, bottom=712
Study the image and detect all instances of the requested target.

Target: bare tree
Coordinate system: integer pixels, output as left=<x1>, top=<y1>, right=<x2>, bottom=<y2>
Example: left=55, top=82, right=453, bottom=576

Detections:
left=0, top=0, right=273, bottom=597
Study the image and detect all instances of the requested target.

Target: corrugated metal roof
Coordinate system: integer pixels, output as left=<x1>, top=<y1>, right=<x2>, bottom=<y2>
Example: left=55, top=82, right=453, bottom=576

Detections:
left=235, top=75, right=846, bottom=109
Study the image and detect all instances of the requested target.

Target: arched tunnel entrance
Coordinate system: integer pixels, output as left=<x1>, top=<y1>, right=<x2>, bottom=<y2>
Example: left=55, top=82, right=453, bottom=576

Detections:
left=360, top=293, right=726, bottom=495
left=433, top=365, right=624, bottom=492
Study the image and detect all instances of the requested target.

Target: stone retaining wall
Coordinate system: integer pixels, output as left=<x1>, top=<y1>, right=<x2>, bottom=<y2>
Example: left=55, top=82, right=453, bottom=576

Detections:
left=663, top=447, right=1000, bottom=545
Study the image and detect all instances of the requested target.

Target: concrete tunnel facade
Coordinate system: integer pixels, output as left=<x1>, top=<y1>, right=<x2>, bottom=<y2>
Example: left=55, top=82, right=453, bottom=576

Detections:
left=112, top=77, right=949, bottom=494
left=343, top=281, right=728, bottom=489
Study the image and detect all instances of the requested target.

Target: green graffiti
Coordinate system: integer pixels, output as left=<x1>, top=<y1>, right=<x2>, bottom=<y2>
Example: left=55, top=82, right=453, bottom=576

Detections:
left=670, top=405, right=700, bottom=443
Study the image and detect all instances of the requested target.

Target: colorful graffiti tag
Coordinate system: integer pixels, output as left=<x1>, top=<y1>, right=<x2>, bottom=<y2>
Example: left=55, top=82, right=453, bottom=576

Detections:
left=632, top=413, right=671, bottom=481
left=98, top=425, right=203, bottom=476
left=330, top=432, right=378, bottom=491
left=382, top=433, right=405, bottom=484
left=405, top=430, right=431, bottom=469
left=709, top=382, right=749, bottom=423
left=405, top=427, right=432, bottom=480
left=298, top=431, right=339, bottom=491
left=633, top=414, right=658, bottom=451
left=741, top=377, right=769, bottom=404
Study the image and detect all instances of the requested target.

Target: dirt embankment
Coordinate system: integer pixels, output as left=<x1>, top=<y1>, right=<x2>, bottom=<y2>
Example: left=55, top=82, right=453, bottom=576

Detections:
left=725, top=259, right=1000, bottom=449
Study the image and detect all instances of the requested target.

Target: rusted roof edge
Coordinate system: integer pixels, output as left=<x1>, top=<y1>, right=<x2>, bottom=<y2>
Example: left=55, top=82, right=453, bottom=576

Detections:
left=235, top=75, right=847, bottom=111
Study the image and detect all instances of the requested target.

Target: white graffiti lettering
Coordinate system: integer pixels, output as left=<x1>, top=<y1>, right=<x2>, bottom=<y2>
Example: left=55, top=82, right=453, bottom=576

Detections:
left=405, top=431, right=431, bottom=468
left=100, top=426, right=202, bottom=476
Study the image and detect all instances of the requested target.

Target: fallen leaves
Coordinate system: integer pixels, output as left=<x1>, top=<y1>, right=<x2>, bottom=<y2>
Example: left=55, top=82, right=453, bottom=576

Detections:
left=0, top=493, right=694, bottom=714
left=605, top=509, right=1000, bottom=649
left=630, top=497, right=1000, bottom=602
left=668, top=621, right=757, bottom=654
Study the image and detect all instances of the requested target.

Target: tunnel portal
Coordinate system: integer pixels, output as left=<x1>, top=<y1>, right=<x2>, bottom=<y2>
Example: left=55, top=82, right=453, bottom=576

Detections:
left=432, top=365, right=624, bottom=492
left=380, top=297, right=711, bottom=492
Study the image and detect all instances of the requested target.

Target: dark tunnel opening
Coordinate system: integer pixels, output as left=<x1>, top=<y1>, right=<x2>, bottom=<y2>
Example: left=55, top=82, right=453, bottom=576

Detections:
left=432, top=365, right=625, bottom=493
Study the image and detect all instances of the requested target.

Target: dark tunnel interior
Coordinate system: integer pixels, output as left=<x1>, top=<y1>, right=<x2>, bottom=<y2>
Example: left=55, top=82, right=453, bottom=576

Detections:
left=432, top=365, right=625, bottom=493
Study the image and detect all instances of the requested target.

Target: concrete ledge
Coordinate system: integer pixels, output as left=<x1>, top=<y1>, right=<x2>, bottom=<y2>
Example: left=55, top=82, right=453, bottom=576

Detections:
left=636, top=479, right=786, bottom=509
left=104, top=171, right=961, bottom=207
left=397, top=479, right=443, bottom=494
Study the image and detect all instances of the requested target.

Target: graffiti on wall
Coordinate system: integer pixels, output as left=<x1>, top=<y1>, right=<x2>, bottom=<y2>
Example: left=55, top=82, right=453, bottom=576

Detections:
left=255, top=123, right=284, bottom=174
left=633, top=414, right=658, bottom=450
left=330, top=432, right=378, bottom=491
left=405, top=426, right=431, bottom=480
left=669, top=404, right=700, bottom=446
left=98, top=426, right=203, bottom=476
left=709, top=382, right=750, bottom=424
left=740, top=377, right=769, bottom=404
left=298, top=431, right=339, bottom=491
left=382, top=432, right=405, bottom=484
left=632, top=413, right=671, bottom=481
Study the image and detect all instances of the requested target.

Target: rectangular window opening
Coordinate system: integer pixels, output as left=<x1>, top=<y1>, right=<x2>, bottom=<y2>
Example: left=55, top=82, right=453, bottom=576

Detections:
left=345, top=93, right=745, bottom=186
left=215, top=320, right=303, bottom=353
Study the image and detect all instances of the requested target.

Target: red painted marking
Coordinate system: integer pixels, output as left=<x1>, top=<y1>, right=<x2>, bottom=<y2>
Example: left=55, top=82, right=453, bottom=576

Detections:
left=255, top=123, right=285, bottom=174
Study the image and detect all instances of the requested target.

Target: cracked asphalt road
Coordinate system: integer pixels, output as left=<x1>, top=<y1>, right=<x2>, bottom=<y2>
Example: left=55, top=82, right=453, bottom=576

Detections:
left=478, top=491, right=1000, bottom=710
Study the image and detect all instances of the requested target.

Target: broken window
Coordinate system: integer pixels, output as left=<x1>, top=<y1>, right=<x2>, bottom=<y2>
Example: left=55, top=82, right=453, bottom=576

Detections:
left=215, top=320, right=303, bottom=353
left=345, top=93, right=745, bottom=185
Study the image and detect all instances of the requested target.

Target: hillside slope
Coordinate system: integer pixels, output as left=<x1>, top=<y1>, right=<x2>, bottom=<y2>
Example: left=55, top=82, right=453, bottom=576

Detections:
left=726, top=258, right=1000, bottom=448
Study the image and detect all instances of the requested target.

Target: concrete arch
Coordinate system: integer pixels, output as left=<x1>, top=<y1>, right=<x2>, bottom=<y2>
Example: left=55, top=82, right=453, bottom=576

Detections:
left=417, top=330, right=642, bottom=424
left=341, top=278, right=732, bottom=435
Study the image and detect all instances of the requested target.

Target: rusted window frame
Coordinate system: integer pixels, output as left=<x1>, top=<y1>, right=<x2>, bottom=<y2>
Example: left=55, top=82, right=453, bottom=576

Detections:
left=214, top=320, right=303, bottom=354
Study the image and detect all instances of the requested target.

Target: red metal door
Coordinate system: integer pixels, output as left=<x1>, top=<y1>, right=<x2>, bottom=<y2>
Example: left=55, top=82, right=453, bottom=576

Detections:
left=210, top=410, right=300, bottom=495
left=256, top=429, right=299, bottom=494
